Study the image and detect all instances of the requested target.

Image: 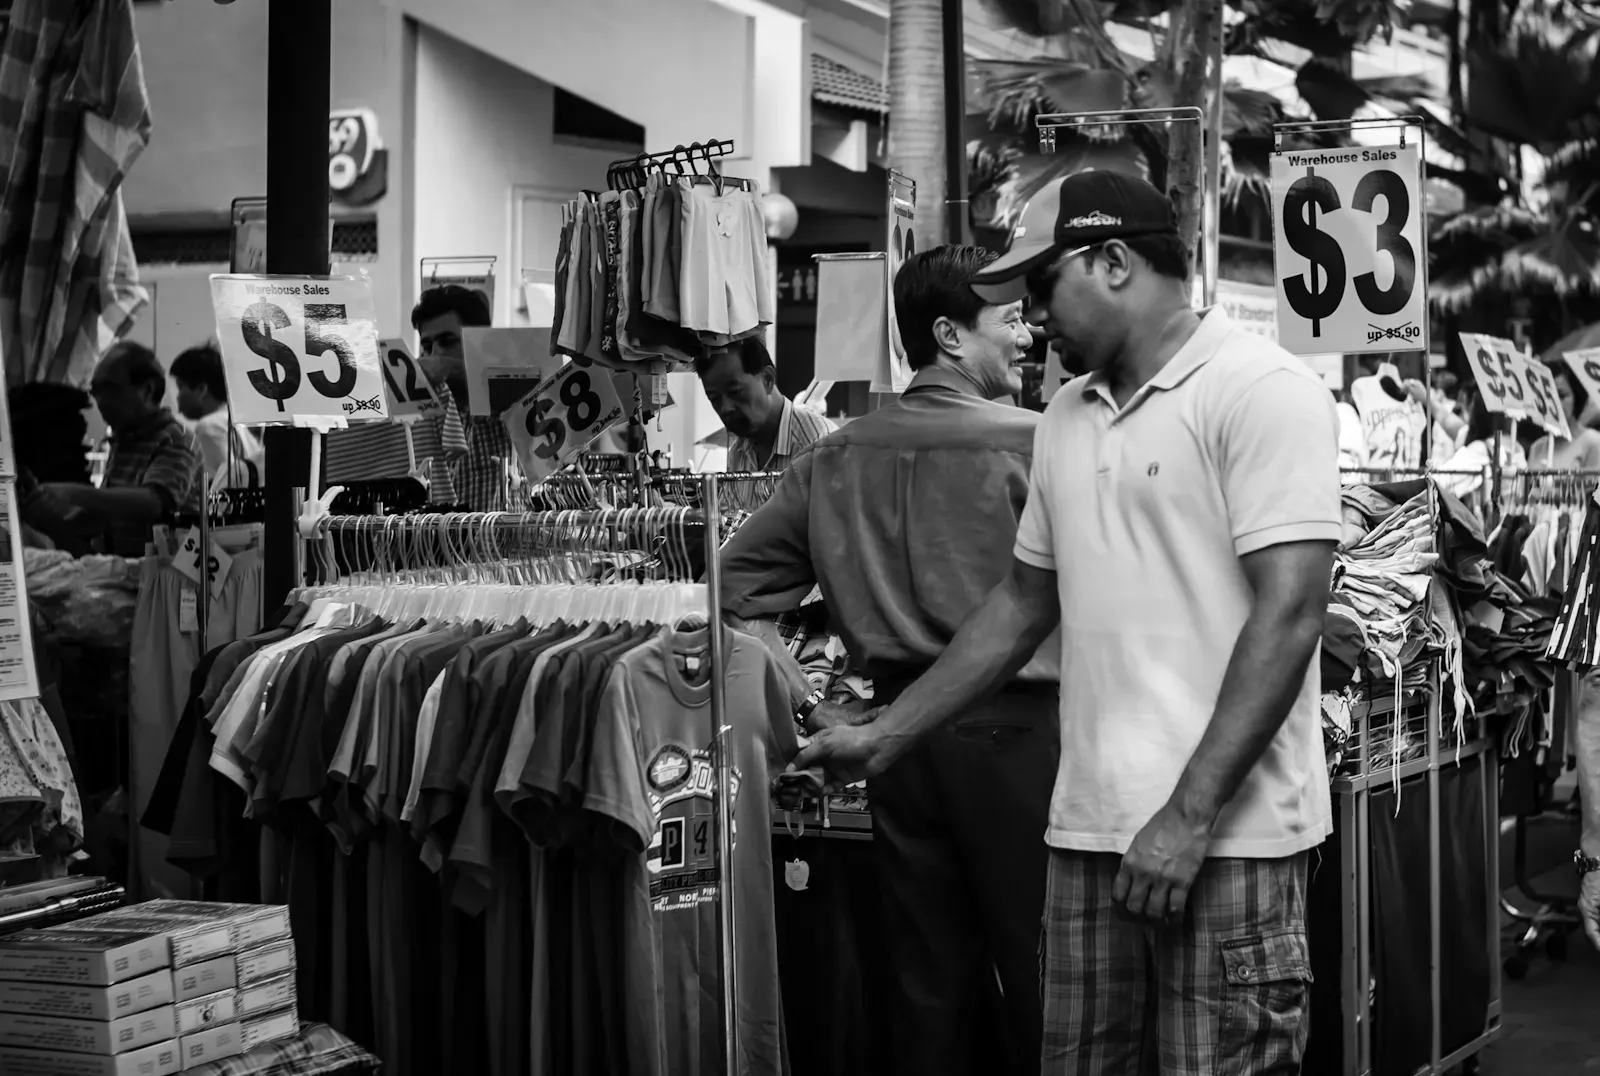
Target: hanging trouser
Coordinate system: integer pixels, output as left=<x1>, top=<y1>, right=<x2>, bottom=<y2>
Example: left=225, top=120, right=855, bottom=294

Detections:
left=868, top=678, right=1060, bottom=1076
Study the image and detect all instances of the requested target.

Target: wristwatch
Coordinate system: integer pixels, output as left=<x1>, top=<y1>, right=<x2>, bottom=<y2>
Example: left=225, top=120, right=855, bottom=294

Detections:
left=1573, top=850, right=1600, bottom=877
left=795, top=688, right=826, bottom=734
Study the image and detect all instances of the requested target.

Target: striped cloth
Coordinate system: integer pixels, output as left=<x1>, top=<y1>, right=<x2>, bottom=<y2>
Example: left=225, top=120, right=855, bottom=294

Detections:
left=726, top=396, right=834, bottom=474
left=322, top=403, right=519, bottom=511
left=183, top=1022, right=379, bottom=1076
left=0, top=0, right=151, bottom=386
left=1548, top=496, right=1600, bottom=668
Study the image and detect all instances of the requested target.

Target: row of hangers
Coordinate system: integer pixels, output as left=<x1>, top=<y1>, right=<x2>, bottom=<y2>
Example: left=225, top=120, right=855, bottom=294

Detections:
left=594, top=139, right=749, bottom=197
left=1504, top=468, right=1600, bottom=510
left=290, top=577, right=707, bottom=633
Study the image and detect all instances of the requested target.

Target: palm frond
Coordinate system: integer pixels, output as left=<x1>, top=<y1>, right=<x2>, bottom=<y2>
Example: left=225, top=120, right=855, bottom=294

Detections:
left=986, top=140, right=1151, bottom=229
left=971, top=58, right=1131, bottom=132
left=1543, top=140, right=1600, bottom=191
left=1219, top=140, right=1271, bottom=209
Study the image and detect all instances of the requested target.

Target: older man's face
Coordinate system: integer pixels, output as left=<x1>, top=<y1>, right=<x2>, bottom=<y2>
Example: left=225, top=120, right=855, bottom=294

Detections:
left=89, top=355, right=157, bottom=432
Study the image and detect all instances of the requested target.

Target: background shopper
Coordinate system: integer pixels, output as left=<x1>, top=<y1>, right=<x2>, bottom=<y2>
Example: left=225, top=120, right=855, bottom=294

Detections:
left=722, top=245, right=1059, bottom=1076
left=170, top=342, right=264, bottom=489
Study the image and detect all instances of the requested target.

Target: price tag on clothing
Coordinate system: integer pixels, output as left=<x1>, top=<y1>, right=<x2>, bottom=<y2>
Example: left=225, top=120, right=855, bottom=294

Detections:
left=503, top=360, right=626, bottom=486
left=210, top=274, right=389, bottom=426
left=179, top=589, right=199, bottom=634
left=1270, top=142, right=1427, bottom=356
left=376, top=338, right=446, bottom=421
left=173, top=526, right=233, bottom=599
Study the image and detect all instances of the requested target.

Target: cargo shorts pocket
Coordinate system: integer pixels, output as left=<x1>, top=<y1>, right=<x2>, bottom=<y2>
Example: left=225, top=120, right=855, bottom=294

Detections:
left=1219, top=929, right=1312, bottom=1075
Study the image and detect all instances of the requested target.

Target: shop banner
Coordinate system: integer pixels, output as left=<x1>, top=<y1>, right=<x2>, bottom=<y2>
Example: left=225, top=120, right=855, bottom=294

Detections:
left=1271, top=142, right=1428, bottom=356
left=876, top=172, right=917, bottom=394
left=461, top=327, right=563, bottom=417
left=210, top=274, right=387, bottom=427
left=420, top=258, right=497, bottom=322
left=503, top=360, right=626, bottom=487
left=377, top=338, right=447, bottom=422
left=813, top=253, right=888, bottom=384
left=1461, top=332, right=1570, bottom=438
left=0, top=482, right=39, bottom=703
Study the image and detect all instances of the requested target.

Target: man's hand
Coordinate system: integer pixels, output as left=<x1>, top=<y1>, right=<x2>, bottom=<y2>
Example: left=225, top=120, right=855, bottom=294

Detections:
left=792, top=719, right=892, bottom=786
left=1581, top=873, right=1600, bottom=951
left=1114, top=802, right=1214, bottom=925
left=808, top=699, right=876, bottom=732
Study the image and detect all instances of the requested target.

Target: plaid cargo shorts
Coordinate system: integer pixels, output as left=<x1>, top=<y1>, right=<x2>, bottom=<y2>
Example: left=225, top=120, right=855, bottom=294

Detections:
left=1039, top=849, right=1312, bottom=1076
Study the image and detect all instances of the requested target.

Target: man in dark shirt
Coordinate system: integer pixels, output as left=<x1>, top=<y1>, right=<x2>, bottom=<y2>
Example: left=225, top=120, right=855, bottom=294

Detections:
left=41, top=341, right=203, bottom=556
left=719, top=246, right=1061, bottom=1076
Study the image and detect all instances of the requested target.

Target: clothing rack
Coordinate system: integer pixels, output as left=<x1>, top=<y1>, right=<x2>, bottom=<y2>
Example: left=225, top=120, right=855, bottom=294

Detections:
left=301, top=474, right=743, bottom=1074
left=605, top=140, right=738, bottom=192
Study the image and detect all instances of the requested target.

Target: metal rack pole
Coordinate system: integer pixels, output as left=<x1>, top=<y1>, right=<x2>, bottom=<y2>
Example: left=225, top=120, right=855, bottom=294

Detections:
left=701, top=472, right=740, bottom=1073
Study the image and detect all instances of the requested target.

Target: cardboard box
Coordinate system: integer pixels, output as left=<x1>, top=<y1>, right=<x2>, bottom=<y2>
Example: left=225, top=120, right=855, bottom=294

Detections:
left=238, top=1007, right=296, bottom=1052
left=0, top=1038, right=181, bottom=1076
left=234, top=942, right=293, bottom=989
left=176, top=1022, right=241, bottom=1070
left=0, top=931, right=170, bottom=987
left=0, top=971, right=173, bottom=1021
left=236, top=975, right=293, bottom=1018
left=170, top=960, right=235, bottom=1005
left=109, top=903, right=290, bottom=953
left=74, top=915, right=232, bottom=971
left=0, top=1005, right=174, bottom=1055
left=172, top=992, right=236, bottom=1037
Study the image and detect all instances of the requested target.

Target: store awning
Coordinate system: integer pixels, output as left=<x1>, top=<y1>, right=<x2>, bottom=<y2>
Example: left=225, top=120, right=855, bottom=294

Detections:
left=812, top=54, right=888, bottom=116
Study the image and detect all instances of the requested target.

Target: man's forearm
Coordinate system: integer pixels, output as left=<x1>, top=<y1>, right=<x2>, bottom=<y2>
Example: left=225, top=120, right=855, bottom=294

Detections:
left=1575, top=674, right=1600, bottom=856
left=874, top=566, right=1058, bottom=761
left=1169, top=607, right=1324, bottom=828
left=72, top=486, right=165, bottom=522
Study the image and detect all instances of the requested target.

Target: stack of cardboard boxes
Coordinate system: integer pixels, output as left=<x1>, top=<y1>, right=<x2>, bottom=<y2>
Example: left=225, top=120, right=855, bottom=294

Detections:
left=0, top=901, right=299, bottom=1075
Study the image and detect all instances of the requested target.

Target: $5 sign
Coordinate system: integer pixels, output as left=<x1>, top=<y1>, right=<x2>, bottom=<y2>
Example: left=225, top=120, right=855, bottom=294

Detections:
left=210, top=275, right=387, bottom=425
left=1271, top=144, right=1426, bottom=357
left=503, top=362, right=626, bottom=485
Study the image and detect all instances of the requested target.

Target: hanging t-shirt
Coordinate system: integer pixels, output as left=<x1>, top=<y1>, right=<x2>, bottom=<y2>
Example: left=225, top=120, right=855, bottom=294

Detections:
left=1350, top=375, right=1427, bottom=469
left=588, top=626, right=797, bottom=1076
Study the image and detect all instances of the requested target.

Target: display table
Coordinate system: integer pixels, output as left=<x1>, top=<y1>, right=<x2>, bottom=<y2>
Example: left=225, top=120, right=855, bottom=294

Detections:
left=184, top=1023, right=380, bottom=1076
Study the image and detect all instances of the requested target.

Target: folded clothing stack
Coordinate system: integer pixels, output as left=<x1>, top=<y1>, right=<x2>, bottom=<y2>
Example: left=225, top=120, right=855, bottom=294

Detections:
left=0, top=900, right=298, bottom=1075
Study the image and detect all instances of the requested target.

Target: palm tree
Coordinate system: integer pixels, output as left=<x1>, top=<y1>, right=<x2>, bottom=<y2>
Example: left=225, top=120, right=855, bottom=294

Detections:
left=888, top=0, right=949, bottom=249
left=968, top=0, right=1416, bottom=263
left=1429, top=0, right=1600, bottom=354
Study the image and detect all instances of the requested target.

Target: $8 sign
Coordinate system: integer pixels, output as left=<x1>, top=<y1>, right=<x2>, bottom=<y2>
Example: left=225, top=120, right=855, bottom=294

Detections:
left=1271, top=144, right=1426, bottom=356
left=505, top=362, right=626, bottom=485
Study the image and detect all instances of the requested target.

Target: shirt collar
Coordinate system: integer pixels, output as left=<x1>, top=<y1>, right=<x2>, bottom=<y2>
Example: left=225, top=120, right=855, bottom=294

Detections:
left=1079, top=306, right=1234, bottom=405
left=904, top=365, right=987, bottom=398
left=114, top=408, right=178, bottom=442
left=770, top=397, right=797, bottom=458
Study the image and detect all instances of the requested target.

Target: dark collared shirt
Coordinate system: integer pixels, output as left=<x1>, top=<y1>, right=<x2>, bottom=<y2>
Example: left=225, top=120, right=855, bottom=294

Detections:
left=104, top=408, right=203, bottom=556
left=719, top=365, right=1060, bottom=681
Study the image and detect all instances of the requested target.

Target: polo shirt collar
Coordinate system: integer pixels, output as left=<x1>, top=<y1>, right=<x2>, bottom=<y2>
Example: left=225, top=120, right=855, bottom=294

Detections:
left=1078, top=306, right=1235, bottom=406
left=904, top=364, right=986, bottom=398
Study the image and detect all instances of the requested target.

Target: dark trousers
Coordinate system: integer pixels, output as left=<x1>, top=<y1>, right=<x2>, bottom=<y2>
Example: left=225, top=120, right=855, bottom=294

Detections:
left=869, top=682, right=1060, bottom=1076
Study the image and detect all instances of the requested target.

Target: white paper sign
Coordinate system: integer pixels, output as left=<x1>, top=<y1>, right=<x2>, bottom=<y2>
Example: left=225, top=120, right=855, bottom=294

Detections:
left=1271, top=142, right=1428, bottom=356
left=875, top=173, right=916, bottom=394
left=420, top=259, right=496, bottom=322
left=210, top=275, right=388, bottom=425
left=503, top=361, right=626, bottom=486
left=376, top=338, right=446, bottom=421
left=0, top=483, right=39, bottom=702
left=1461, top=333, right=1570, bottom=438
left=1564, top=348, right=1600, bottom=416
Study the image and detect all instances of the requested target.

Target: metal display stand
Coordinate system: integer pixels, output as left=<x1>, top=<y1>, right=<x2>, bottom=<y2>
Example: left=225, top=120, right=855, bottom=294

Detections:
left=1333, top=665, right=1501, bottom=1075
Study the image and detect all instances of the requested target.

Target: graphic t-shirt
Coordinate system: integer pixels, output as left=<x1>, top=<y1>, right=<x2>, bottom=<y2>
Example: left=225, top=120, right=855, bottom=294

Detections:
left=587, top=626, right=797, bottom=1076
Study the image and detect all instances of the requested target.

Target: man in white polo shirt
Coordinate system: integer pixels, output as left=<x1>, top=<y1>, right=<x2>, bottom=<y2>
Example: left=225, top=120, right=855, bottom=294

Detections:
left=795, top=170, right=1340, bottom=1074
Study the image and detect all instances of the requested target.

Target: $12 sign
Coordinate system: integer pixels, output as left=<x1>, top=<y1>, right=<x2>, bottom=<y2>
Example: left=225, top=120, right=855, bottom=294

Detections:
left=1271, top=142, right=1427, bottom=357
left=502, top=361, right=626, bottom=486
left=210, top=275, right=388, bottom=425
left=377, top=338, right=446, bottom=421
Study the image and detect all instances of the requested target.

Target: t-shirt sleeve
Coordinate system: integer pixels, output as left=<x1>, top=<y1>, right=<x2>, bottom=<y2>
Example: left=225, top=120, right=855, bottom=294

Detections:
left=583, top=662, right=654, bottom=853
left=1219, top=367, right=1343, bottom=556
left=143, top=430, right=202, bottom=513
left=758, top=644, right=801, bottom=770
left=1013, top=412, right=1057, bottom=570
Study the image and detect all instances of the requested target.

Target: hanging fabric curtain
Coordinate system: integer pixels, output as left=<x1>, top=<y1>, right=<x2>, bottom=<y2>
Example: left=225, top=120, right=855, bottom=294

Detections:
left=0, top=0, right=151, bottom=386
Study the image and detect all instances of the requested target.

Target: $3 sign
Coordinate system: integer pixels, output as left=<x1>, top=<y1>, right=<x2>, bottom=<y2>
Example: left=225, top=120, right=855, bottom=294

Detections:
left=1281, top=167, right=1416, bottom=339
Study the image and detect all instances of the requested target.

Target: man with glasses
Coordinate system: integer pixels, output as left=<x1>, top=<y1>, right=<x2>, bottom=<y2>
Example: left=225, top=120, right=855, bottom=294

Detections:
left=795, top=172, right=1340, bottom=1075
left=722, top=245, right=1059, bottom=1075
left=43, top=341, right=203, bottom=556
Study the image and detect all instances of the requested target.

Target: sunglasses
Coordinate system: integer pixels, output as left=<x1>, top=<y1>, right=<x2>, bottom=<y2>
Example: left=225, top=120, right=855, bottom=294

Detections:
left=1023, top=243, right=1101, bottom=304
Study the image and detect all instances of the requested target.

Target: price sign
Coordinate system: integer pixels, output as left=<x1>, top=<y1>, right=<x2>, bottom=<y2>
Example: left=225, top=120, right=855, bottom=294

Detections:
left=1565, top=348, right=1600, bottom=415
left=1460, top=333, right=1571, bottom=438
left=503, top=360, right=626, bottom=485
left=875, top=171, right=917, bottom=394
left=173, top=527, right=233, bottom=600
left=376, top=338, right=446, bottom=421
left=210, top=275, right=387, bottom=425
left=1271, top=142, right=1427, bottom=356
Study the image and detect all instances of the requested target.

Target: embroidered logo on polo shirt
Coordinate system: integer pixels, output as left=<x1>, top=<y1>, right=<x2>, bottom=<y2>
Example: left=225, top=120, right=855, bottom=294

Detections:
left=1067, top=211, right=1121, bottom=228
left=1147, top=463, right=1160, bottom=477
left=647, top=744, right=693, bottom=793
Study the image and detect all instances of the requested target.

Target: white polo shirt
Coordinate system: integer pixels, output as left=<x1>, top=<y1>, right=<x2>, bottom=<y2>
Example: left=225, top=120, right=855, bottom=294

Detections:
left=1015, top=307, right=1340, bottom=858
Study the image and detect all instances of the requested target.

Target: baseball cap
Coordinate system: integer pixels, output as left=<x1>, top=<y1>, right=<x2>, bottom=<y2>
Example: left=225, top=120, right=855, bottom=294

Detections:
left=970, top=170, right=1179, bottom=304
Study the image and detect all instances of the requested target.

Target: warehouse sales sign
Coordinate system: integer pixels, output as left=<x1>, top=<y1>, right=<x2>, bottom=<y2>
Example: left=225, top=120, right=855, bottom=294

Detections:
left=1271, top=143, right=1427, bottom=357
